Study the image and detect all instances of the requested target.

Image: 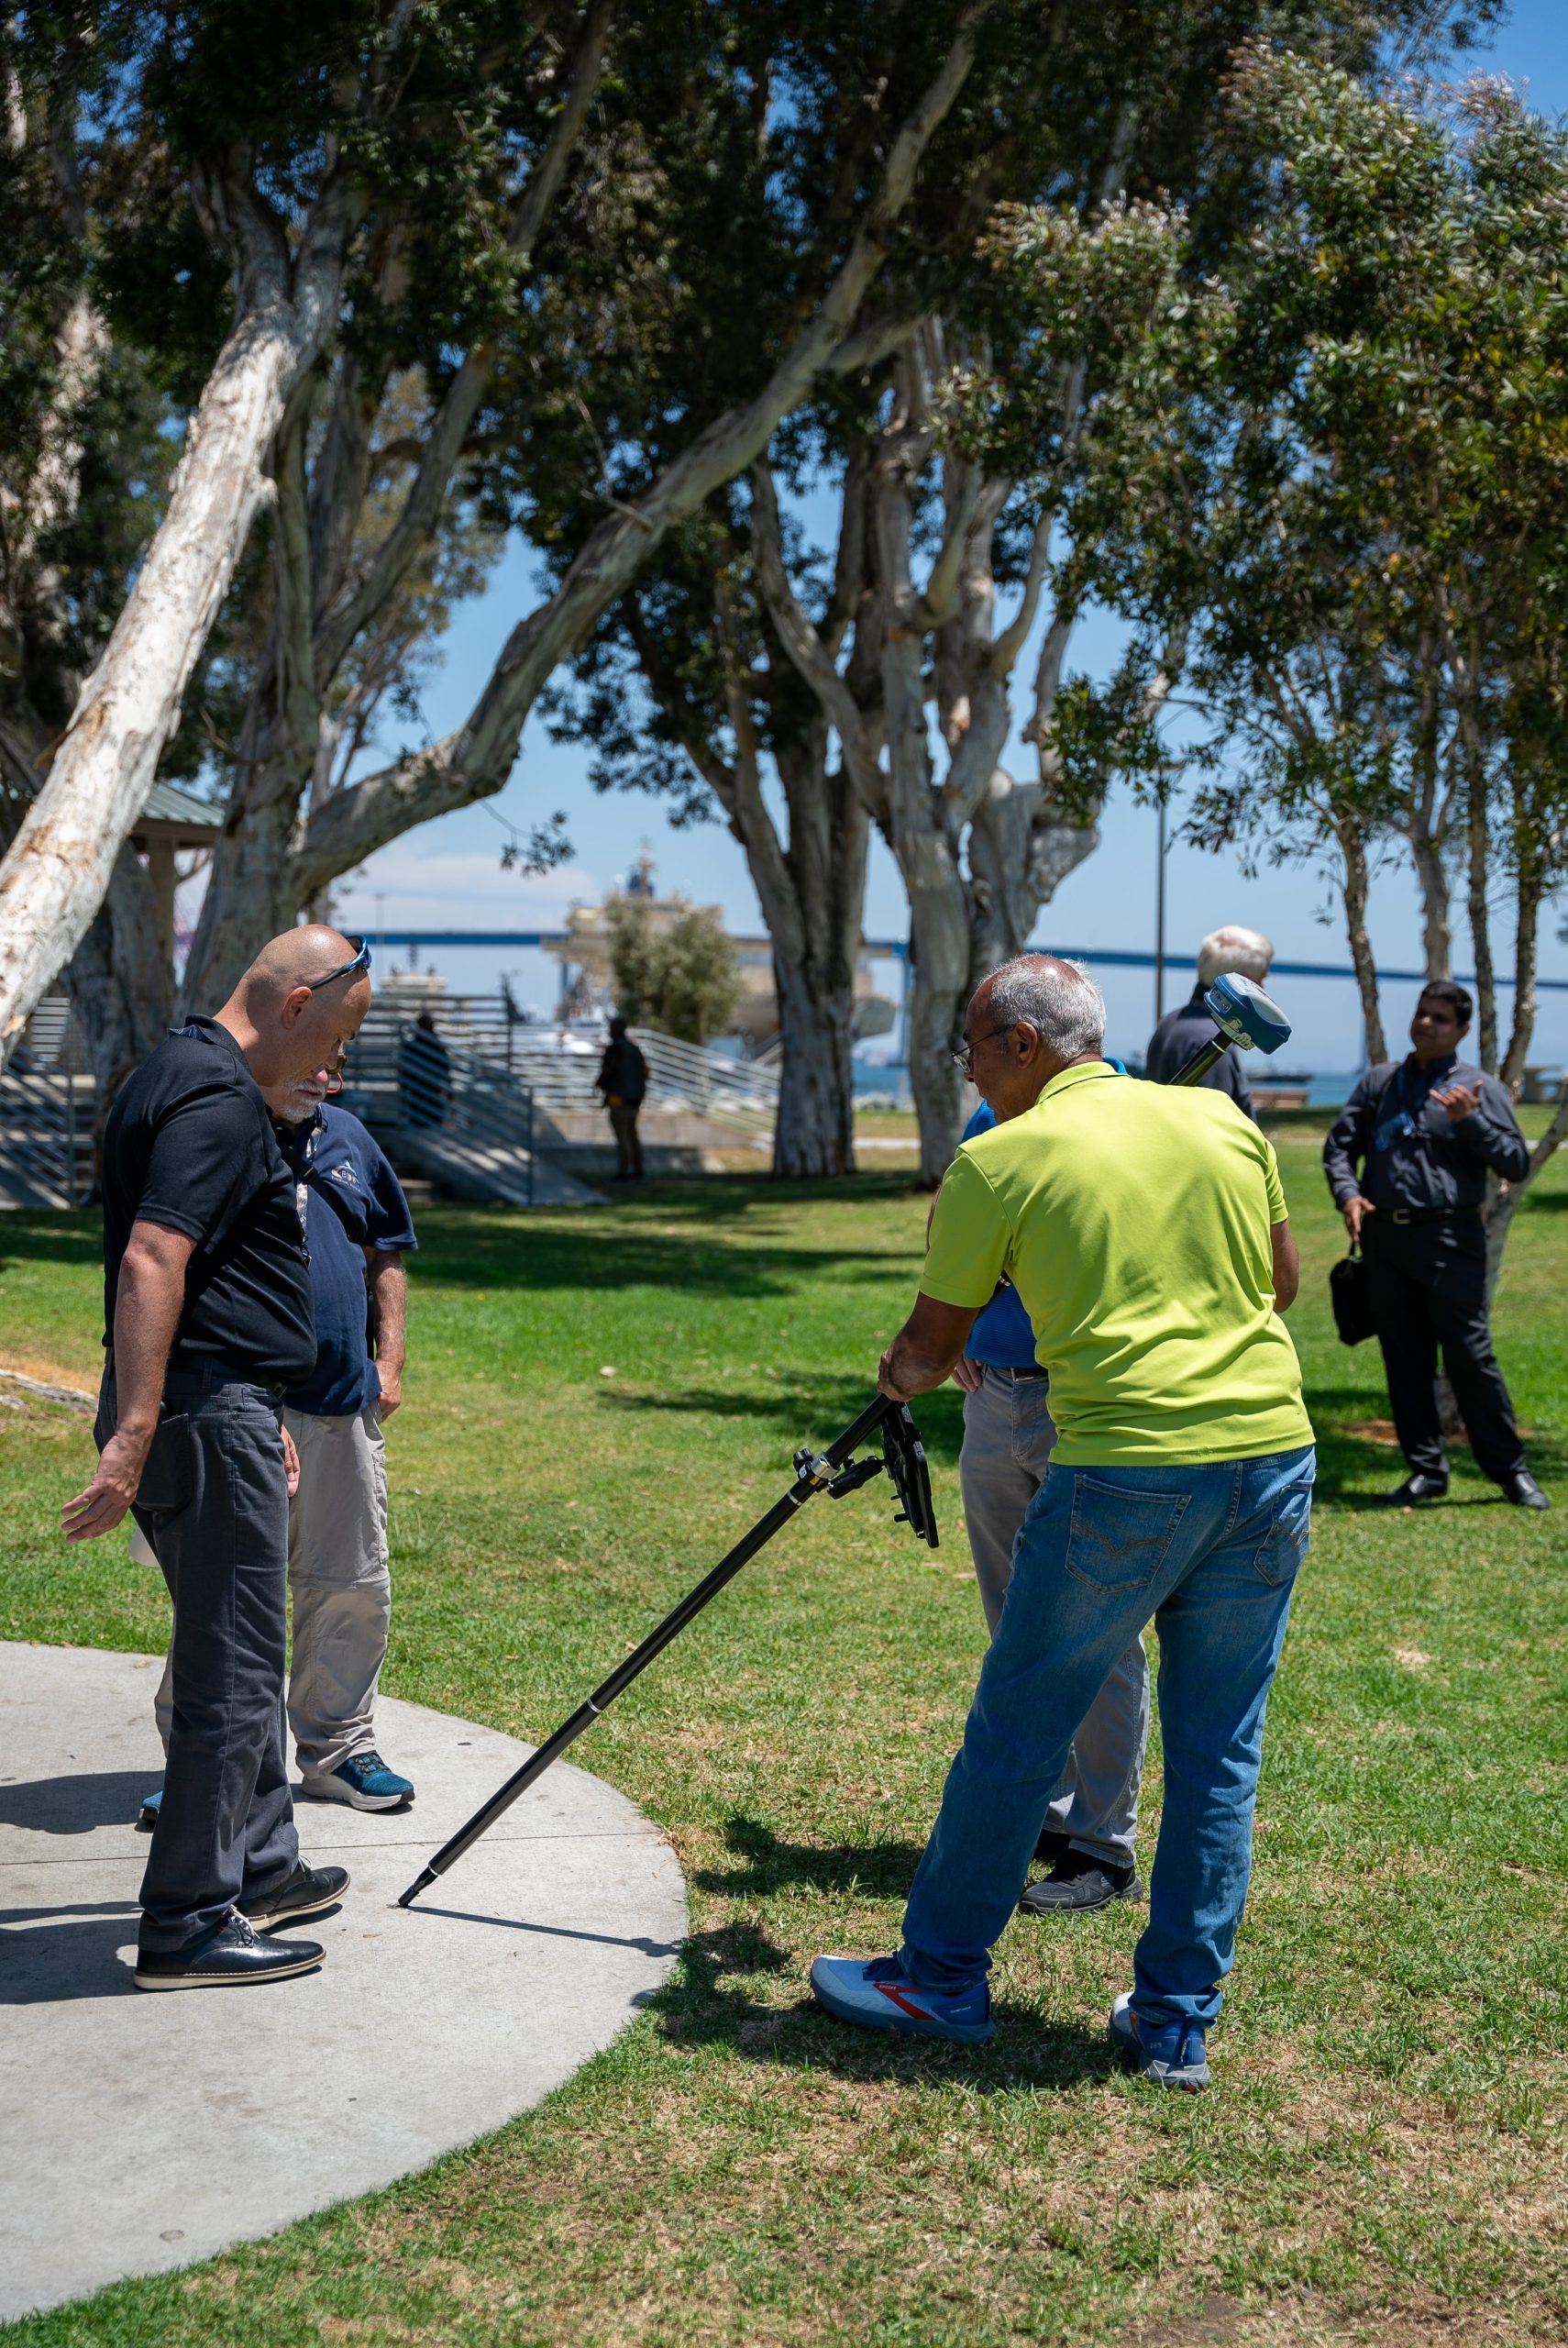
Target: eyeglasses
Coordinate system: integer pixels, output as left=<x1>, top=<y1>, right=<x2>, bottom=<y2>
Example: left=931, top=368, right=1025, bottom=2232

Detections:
left=304, top=937, right=371, bottom=991
left=952, top=1022, right=1014, bottom=1077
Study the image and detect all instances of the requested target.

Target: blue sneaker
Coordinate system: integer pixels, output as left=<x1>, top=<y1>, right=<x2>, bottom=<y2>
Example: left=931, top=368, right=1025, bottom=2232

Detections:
left=136, top=1788, right=162, bottom=1833
left=299, top=1751, right=414, bottom=1811
left=1109, top=1990, right=1210, bottom=2092
left=810, top=1954, right=995, bottom=2045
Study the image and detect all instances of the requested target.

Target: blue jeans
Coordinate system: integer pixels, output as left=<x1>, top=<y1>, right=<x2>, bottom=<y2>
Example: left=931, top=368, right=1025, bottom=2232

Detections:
left=900, top=1445, right=1315, bottom=2030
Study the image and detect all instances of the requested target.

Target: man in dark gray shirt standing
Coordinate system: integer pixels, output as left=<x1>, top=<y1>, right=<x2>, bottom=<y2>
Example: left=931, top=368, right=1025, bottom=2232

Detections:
left=63, top=927, right=376, bottom=1988
left=1322, top=980, right=1546, bottom=1510
left=1145, top=925, right=1274, bottom=1121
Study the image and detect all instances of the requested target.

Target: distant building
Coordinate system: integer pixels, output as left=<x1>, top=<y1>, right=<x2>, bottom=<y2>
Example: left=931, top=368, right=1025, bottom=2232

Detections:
left=545, top=853, right=895, bottom=1050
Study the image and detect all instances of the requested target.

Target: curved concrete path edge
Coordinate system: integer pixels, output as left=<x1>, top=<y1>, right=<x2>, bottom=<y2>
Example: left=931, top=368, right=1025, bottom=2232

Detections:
left=0, top=1642, right=688, bottom=2322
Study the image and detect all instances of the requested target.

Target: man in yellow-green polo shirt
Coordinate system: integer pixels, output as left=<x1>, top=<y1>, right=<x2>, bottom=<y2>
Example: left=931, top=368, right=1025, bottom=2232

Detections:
left=812, top=955, right=1314, bottom=2090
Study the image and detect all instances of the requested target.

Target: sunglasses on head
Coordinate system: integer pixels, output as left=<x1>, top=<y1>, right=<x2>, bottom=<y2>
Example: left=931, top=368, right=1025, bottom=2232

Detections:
left=304, top=937, right=371, bottom=991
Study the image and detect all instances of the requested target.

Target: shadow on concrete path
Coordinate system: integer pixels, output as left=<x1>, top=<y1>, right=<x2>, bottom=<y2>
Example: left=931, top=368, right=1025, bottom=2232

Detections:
left=0, top=1909, right=138, bottom=2003
left=416, top=1900, right=683, bottom=1960
left=0, top=1771, right=150, bottom=1838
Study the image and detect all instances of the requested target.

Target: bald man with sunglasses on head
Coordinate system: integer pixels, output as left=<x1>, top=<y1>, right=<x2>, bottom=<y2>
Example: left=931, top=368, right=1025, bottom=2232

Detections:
left=65, top=929, right=373, bottom=1991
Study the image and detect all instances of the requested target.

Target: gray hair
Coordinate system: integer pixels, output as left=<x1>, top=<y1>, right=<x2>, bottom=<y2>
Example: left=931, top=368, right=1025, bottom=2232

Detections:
left=985, top=955, right=1106, bottom=1059
left=1197, top=925, right=1273, bottom=989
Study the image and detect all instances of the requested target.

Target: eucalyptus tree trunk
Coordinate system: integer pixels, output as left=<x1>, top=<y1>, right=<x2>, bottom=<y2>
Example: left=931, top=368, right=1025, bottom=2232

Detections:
left=1337, top=819, right=1387, bottom=1063
left=1500, top=869, right=1542, bottom=1094
left=1411, top=832, right=1452, bottom=981
left=0, top=179, right=359, bottom=1064
left=767, top=742, right=869, bottom=1180
left=1485, top=1076, right=1568, bottom=1299
left=63, top=844, right=172, bottom=1087
left=1464, top=762, right=1498, bottom=1073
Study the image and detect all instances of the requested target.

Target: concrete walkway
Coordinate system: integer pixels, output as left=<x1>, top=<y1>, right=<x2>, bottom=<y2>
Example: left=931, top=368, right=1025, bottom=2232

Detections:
left=0, top=1643, right=687, bottom=2323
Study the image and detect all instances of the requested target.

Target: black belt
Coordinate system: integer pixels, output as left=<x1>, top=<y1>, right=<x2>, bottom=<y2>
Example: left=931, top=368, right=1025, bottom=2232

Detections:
left=109, top=1351, right=286, bottom=1398
left=987, top=1363, right=1049, bottom=1380
left=1379, top=1204, right=1482, bottom=1227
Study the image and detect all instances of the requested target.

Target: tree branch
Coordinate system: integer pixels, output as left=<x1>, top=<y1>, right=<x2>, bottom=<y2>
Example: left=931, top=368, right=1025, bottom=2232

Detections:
left=289, top=14, right=988, bottom=892
left=749, top=460, right=886, bottom=816
left=313, top=0, right=614, bottom=678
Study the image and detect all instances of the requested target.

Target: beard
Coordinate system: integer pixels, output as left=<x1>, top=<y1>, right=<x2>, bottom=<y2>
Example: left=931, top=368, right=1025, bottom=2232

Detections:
left=272, top=1090, right=325, bottom=1125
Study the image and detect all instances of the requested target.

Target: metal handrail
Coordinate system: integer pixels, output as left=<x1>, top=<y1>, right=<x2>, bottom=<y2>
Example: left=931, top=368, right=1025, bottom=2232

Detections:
left=348, top=1004, right=777, bottom=1146
left=0, top=1062, right=92, bottom=1207
left=341, top=1022, right=538, bottom=1206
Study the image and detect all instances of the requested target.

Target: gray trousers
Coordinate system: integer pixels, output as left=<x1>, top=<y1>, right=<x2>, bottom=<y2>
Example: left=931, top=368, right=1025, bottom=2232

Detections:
left=103, top=1366, right=299, bottom=1953
left=958, top=1365, right=1150, bottom=1866
left=156, top=1404, right=392, bottom=1781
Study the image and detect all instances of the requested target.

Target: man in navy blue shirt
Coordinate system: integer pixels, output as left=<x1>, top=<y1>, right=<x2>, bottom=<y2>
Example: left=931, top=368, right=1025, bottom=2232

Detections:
left=272, top=1080, right=419, bottom=1805
left=144, top=1071, right=419, bottom=1822
left=952, top=1092, right=1150, bottom=1915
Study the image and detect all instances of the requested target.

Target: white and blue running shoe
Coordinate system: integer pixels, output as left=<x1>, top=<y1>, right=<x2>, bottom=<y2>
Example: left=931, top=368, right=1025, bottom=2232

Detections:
left=300, top=1751, right=414, bottom=1811
left=810, top=1954, right=994, bottom=2045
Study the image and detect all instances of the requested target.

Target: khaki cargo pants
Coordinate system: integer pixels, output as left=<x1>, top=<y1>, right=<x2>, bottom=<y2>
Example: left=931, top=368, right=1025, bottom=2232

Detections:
left=156, top=1403, right=391, bottom=1781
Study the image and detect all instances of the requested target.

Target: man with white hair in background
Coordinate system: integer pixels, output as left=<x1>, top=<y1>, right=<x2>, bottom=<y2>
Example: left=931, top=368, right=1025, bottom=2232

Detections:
left=64, top=929, right=373, bottom=1991
left=812, top=955, right=1313, bottom=2090
left=1146, top=926, right=1275, bottom=1119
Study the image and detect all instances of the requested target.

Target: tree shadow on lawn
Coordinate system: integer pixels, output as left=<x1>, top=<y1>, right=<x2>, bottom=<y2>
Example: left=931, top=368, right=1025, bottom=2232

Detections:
left=598, top=1379, right=966, bottom=1469
left=691, top=1816, right=929, bottom=1900
left=418, top=1224, right=921, bottom=1300
left=0, top=1212, right=100, bottom=1275
left=654, top=1919, right=1109, bottom=2092
left=1305, top=1372, right=1565, bottom=1505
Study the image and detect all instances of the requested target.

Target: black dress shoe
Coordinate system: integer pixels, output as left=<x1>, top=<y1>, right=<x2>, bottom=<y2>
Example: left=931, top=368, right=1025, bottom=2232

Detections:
left=1019, top=1849, right=1140, bottom=1915
left=1381, top=1472, right=1449, bottom=1505
left=238, top=1862, right=350, bottom=1932
left=1500, top=1470, right=1551, bottom=1511
left=135, top=1914, right=324, bottom=1990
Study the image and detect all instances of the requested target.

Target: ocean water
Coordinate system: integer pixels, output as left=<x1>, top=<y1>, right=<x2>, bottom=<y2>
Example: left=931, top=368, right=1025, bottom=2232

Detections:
left=853, top=1063, right=1357, bottom=1111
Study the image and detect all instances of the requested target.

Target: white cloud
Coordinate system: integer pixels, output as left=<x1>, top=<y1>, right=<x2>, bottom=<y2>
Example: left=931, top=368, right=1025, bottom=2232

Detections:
left=332, top=846, right=600, bottom=926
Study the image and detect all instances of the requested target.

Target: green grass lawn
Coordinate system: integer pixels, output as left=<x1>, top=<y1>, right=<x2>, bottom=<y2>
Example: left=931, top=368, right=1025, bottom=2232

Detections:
left=2, top=1124, right=1566, bottom=2347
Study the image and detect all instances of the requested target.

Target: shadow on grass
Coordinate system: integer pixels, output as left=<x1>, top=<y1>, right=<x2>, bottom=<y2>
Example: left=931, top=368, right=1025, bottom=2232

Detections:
left=1305, top=1374, right=1565, bottom=1501
left=691, top=1816, right=928, bottom=1899
left=596, top=1379, right=966, bottom=1470
left=651, top=1922, right=1109, bottom=2092
left=0, top=1210, right=100, bottom=1277
left=423, top=1224, right=922, bottom=1301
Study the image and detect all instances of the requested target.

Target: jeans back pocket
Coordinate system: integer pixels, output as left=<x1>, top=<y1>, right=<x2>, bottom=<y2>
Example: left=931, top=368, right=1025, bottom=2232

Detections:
left=1253, top=1476, right=1313, bottom=1587
left=1065, top=1475, right=1191, bottom=1592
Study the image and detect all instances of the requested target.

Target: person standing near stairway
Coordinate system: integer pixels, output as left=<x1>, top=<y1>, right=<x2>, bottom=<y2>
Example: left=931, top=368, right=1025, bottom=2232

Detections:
left=141, top=1069, right=419, bottom=1828
left=596, top=1015, right=648, bottom=1181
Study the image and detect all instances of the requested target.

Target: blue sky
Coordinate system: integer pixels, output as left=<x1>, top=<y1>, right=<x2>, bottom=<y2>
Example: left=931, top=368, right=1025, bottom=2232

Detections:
left=329, top=4, right=1568, bottom=1073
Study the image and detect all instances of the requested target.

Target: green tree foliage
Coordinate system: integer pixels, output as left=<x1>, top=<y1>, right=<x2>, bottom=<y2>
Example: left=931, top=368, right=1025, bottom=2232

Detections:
left=978, top=47, right=1568, bottom=1259
left=606, top=898, right=741, bottom=1046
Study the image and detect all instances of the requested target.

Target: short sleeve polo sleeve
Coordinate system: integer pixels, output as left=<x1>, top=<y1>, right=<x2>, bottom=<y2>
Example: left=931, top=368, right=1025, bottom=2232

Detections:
left=138, top=1083, right=267, bottom=1254
left=1262, top=1136, right=1289, bottom=1226
left=363, top=1139, right=417, bottom=1252
left=918, top=1149, right=1013, bottom=1309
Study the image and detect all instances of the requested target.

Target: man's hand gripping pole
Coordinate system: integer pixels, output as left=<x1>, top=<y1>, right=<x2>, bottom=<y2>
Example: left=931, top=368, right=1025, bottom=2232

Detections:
left=397, top=1395, right=936, bottom=1908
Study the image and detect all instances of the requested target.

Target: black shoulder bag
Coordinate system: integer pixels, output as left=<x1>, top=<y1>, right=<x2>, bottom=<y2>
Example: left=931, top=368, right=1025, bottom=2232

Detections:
left=1328, top=1071, right=1397, bottom=1346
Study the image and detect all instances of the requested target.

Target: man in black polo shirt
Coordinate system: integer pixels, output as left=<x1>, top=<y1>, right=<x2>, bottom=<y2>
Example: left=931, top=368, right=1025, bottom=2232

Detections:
left=1323, top=980, right=1547, bottom=1510
left=62, top=927, right=374, bottom=1988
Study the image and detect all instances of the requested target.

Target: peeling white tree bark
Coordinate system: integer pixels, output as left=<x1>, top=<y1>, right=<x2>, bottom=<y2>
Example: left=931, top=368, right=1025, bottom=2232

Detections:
left=0, top=179, right=359, bottom=1061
